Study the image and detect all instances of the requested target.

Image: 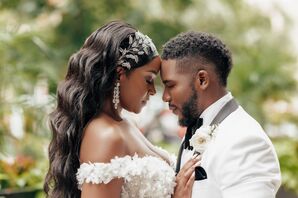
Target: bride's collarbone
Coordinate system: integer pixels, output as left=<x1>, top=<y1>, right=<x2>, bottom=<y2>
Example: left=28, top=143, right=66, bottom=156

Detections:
left=123, top=136, right=151, bottom=156
left=115, top=120, right=161, bottom=159
left=118, top=121, right=142, bottom=140
left=119, top=130, right=157, bottom=158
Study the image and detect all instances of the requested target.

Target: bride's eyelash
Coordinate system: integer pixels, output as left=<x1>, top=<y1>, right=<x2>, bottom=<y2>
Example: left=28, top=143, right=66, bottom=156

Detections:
left=146, top=77, right=154, bottom=84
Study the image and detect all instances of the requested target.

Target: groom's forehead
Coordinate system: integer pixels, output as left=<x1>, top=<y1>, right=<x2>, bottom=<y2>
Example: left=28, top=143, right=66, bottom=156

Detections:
left=160, top=59, right=178, bottom=77
left=161, top=59, right=196, bottom=77
left=161, top=60, right=192, bottom=84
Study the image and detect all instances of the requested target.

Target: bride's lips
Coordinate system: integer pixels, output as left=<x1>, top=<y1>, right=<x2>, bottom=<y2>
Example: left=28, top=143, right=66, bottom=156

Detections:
left=141, top=97, right=150, bottom=106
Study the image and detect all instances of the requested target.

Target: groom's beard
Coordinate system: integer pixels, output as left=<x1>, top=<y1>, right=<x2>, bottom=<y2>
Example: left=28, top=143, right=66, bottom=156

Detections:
left=179, top=87, right=200, bottom=127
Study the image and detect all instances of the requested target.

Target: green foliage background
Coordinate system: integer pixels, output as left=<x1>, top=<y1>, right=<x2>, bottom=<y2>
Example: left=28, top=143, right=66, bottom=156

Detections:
left=0, top=0, right=297, bottom=196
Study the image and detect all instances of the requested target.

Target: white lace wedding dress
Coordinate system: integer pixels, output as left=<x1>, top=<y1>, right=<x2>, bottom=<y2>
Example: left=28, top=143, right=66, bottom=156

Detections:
left=76, top=152, right=177, bottom=198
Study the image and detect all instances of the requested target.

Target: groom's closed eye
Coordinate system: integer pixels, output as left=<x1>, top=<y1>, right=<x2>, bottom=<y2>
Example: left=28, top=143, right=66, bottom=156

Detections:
left=164, top=82, right=175, bottom=88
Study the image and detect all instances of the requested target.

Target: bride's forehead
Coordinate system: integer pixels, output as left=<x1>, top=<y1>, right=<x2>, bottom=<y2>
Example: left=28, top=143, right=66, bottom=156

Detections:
left=137, top=57, right=161, bottom=73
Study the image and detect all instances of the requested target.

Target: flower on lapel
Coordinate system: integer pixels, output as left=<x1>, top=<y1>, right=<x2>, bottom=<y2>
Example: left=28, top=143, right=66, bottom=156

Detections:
left=189, top=125, right=218, bottom=154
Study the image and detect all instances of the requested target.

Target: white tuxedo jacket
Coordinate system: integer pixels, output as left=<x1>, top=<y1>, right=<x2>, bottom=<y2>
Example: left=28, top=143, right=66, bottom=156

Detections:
left=180, top=95, right=281, bottom=198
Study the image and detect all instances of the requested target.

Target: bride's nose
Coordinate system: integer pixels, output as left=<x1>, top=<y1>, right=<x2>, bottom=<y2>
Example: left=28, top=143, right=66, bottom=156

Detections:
left=148, top=83, right=156, bottom=96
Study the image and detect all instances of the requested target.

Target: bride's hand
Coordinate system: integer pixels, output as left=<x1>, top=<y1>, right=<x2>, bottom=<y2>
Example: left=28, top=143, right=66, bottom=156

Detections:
left=172, top=154, right=201, bottom=198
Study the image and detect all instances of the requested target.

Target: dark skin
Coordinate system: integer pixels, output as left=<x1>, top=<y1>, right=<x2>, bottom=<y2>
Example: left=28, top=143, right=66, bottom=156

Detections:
left=160, top=59, right=227, bottom=198
left=173, top=154, right=201, bottom=198
left=80, top=57, right=161, bottom=198
left=161, top=59, right=227, bottom=123
left=80, top=57, right=200, bottom=198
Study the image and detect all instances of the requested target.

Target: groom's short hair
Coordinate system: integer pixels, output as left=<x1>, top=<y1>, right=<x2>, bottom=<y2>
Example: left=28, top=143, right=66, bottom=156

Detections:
left=161, top=31, right=233, bottom=87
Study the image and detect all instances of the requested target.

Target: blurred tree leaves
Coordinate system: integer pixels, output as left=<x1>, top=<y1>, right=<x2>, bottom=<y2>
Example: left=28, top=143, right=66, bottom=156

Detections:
left=0, top=0, right=296, bottom=149
left=274, top=138, right=298, bottom=194
left=0, top=0, right=297, bottom=193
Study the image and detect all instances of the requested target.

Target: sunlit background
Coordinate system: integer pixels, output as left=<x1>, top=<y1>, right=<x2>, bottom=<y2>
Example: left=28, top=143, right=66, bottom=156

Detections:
left=0, top=0, right=297, bottom=197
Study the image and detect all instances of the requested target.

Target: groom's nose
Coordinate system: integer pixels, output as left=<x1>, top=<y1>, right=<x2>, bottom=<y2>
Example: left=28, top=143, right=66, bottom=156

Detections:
left=162, top=89, right=170, bottom=102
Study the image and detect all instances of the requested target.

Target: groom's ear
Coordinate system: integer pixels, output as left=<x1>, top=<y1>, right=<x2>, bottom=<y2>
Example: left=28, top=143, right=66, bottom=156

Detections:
left=194, top=70, right=209, bottom=91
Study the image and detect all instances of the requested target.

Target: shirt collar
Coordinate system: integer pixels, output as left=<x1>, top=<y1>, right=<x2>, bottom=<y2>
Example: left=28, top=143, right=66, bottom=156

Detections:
left=200, top=92, right=233, bottom=126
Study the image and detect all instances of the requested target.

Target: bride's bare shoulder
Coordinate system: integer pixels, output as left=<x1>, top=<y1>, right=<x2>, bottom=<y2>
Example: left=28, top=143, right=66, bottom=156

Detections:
left=79, top=115, right=128, bottom=163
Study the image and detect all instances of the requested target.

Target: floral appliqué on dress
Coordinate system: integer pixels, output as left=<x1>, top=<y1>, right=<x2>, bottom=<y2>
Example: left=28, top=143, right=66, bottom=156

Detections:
left=76, top=154, right=176, bottom=198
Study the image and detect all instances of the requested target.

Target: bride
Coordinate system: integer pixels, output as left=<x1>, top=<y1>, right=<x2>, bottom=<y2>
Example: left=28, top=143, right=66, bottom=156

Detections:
left=44, top=21, right=200, bottom=198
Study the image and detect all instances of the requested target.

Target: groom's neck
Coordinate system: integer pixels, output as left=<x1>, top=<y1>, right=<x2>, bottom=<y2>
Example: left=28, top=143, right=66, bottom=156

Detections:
left=200, top=87, right=227, bottom=111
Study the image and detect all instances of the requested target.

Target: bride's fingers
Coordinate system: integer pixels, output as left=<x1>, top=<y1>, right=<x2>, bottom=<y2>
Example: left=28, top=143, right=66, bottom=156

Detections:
left=186, top=172, right=195, bottom=188
left=183, top=160, right=201, bottom=179
left=177, top=160, right=201, bottom=185
left=174, top=156, right=201, bottom=198
left=180, top=154, right=201, bottom=173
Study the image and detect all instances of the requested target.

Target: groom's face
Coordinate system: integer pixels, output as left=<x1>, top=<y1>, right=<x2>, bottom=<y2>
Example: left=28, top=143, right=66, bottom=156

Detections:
left=161, top=59, right=200, bottom=126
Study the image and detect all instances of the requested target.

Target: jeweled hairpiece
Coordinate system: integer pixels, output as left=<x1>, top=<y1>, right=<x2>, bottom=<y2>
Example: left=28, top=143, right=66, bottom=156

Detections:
left=117, top=31, right=159, bottom=69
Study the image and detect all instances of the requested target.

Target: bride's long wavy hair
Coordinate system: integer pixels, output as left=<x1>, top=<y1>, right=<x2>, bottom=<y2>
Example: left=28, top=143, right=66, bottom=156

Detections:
left=44, top=21, right=157, bottom=198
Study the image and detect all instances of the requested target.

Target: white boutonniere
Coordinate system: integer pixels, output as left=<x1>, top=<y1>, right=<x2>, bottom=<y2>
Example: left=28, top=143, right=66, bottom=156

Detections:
left=189, top=125, right=218, bottom=154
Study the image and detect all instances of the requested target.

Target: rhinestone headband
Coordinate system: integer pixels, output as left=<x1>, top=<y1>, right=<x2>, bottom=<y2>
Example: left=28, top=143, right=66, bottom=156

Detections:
left=117, top=31, right=159, bottom=70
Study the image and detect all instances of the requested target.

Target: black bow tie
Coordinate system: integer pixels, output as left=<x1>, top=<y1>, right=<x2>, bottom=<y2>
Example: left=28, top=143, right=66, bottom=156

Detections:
left=184, top=118, right=203, bottom=150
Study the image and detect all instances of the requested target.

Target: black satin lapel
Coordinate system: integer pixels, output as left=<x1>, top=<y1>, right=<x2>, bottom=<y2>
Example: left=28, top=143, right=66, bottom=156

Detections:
left=175, top=140, right=184, bottom=173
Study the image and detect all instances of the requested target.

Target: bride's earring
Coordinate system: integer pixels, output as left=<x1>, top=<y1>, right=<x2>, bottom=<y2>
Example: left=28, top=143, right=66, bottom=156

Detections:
left=113, top=81, right=120, bottom=109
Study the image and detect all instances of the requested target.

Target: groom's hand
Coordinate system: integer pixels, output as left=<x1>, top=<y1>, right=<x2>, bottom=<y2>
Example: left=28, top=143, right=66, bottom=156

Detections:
left=173, top=154, right=201, bottom=198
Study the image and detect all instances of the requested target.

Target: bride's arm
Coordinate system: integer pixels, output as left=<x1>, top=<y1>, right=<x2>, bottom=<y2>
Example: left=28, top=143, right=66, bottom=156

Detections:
left=79, top=120, right=127, bottom=198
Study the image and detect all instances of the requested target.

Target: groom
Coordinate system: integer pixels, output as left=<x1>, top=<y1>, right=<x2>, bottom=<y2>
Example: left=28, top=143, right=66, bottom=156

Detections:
left=160, top=31, right=281, bottom=198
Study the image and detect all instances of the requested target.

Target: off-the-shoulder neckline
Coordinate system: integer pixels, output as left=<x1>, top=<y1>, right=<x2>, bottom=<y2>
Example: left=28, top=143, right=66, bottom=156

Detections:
left=80, top=154, right=168, bottom=166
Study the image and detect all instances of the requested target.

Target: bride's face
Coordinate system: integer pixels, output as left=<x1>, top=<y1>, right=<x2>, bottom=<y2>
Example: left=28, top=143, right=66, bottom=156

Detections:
left=119, top=56, right=161, bottom=113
